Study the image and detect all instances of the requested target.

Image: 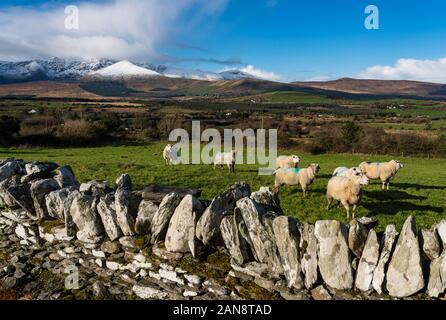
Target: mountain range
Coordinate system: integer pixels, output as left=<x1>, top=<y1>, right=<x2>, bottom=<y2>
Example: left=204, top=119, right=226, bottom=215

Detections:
left=0, top=57, right=256, bottom=84
left=1, top=58, right=446, bottom=101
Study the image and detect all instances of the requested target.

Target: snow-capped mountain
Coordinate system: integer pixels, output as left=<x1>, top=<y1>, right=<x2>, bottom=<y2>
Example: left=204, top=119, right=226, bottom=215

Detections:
left=0, top=57, right=257, bottom=83
left=91, top=61, right=161, bottom=78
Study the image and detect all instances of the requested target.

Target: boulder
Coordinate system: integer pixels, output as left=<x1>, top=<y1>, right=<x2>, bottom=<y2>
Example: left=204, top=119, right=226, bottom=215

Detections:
left=220, top=213, right=252, bottom=265
left=30, top=179, right=60, bottom=219
left=314, top=220, right=353, bottom=290
left=427, top=252, right=446, bottom=298
left=236, top=197, right=283, bottom=276
left=97, top=193, right=122, bottom=241
left=79, top=180, right=112, bottom=197
left=436, top=220, right=446, bottom=248
left=0, top=160, right=23, bottom=183
left=272, top=216, right=304, bottom=289
left=196, top=182, right=251, bottom=246
left=5, top=180, right=35, bottom=214
left=25, top=161, right=58, bottom=175
left=0, top=177, right=21, bottom=207
left=70, top=193, right=104, bottom=244
left=45, top=186, right=78, bottom=221
left=299, top=223, right=319, bottom=289
left=151, top=193, right=182, bottom=243
left=135, top=200, right=158, bottom=235
left=348, top=219, right=370, bottom=258
left=250, top=187, right=282, bottom=215
left=165, top=195, right=204, bottom=254
left=372, top=224, right=398, bottom=294
left=355, top=229, right=379, bottom=292
left=386, top=216, right=424, bottom=298
left=419, top=227, right=441, bottom=261
left=115, top=174, right=137, bottom=236
left=53, top=166, right=79, bottom=188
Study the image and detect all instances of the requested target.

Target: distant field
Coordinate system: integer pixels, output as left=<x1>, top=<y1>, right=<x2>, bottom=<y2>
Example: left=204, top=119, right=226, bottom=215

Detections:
left=267, top=91, right=336, bottom=104
left=1, top=143, right=445, bottom=232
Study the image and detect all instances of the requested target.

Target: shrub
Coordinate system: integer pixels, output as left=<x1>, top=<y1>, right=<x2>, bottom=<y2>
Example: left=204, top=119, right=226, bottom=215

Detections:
left=0, top=116, right=20, bottom=146
left=57, top=119, right=103, bottom=145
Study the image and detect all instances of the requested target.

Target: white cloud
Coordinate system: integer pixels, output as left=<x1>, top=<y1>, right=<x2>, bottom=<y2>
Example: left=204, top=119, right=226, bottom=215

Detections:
left=358, top=57, right=446, bottom=83
left=225, top=65, right=282, bottom=81
left=0, top=0, right=228, bottom=62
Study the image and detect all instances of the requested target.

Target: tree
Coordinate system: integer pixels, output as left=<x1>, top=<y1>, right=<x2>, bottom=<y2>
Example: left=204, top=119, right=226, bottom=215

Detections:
left=341, top=121, right=361, bottom=151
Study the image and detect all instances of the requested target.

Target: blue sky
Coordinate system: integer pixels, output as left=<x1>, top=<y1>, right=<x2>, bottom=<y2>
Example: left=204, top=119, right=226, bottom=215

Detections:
left=2, top=0, right=446, bottom=82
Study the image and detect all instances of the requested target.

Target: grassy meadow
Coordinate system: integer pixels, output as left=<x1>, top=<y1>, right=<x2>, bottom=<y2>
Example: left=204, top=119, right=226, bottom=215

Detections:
left=1, top=142, right=445, bottom=232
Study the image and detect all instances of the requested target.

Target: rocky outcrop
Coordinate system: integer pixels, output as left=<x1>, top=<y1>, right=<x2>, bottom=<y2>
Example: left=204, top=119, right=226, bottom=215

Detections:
left=386, top=216, right=425, bottom=298
left=314, top=220, right=353, bottom=290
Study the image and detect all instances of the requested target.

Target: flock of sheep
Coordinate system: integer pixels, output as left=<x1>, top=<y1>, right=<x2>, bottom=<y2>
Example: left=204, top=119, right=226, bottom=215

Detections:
left=162, top=144, right=404, bottom=219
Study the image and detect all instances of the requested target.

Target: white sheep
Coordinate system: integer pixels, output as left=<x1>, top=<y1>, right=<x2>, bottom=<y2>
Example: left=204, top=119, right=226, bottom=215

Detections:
left=359, top=160, right=404, bottom=190
left=276, top=155, right=301, bottom=170
left=332, top=166, right=362, bottom=178
left=326, top=171, right=369, bottom=219
left=214, top=150, right=237, bottom=173
left=162, top=144, right=178, bottom=165
left=274, top=163, right=321, bottom=197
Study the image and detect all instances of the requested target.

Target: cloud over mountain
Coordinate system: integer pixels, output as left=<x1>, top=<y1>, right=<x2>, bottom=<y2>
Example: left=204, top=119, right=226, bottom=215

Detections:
left=359, top=57, right=446, bottom=84
left=0, top=0, right=228, bottom=62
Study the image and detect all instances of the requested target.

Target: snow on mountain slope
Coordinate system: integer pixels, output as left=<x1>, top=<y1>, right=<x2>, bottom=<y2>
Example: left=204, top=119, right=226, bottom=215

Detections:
left=159, top=66, right=223, bottom=81
left=91, top=61, right=161, bottom=78
left=219, top=70, right=256, bottom=80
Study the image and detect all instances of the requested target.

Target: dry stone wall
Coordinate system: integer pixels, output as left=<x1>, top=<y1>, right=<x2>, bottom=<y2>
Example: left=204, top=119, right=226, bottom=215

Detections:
left=0, top=158, right=445, bottom=300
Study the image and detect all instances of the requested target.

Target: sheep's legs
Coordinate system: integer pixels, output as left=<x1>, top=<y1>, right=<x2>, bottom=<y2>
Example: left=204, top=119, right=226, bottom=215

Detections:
left=352, top=205, right=357, bottom=219
left=326, top=197, right=333, bottom=210
left=342, top=201, right=350, bottom=219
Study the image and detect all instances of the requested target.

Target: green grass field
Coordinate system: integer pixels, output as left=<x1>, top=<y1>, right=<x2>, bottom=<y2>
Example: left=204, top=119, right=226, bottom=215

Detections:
left=1, top=143, right=445, bottom=232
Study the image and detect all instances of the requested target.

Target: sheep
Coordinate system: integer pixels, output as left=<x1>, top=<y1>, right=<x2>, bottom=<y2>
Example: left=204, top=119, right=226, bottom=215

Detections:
left=326, top=171, right=370, bottom=219
left=274, top=163, right=321, bottom=197
left=214, top=150, right=237, bottom=173
left=359, top=160, right=404, bottom=190
left=332, top=166, right=362, bottom=178
left=163, top=144, right=178, bottom=165
left=276, top=155, right=301, bottom=170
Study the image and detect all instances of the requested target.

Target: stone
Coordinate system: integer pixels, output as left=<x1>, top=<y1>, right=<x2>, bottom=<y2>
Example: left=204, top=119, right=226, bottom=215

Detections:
left=220, top=214, right=252, bottom=265
left=119, top=236, right=142, bottom=252
left=45, top=187, right=78, bottom=221
left=203, top=279, right=229, bottom=296
left=80, top=180, right=112, bottom=197
left=196, top=182, right=251, bottom=246
left=152, top=243, right=184, bottom=260
left=30, top=179, right=60, bottom=219
left=427, top=252, right=446, bottom=298
left=314, top=220, right=353, bottom=290
left=183, top=290, right=198, bottom=297
left=419, top=227, right=441, bottom=261
left=235, top=197, right=283, bottom=276
left=0, top=177, right=19, bottom=208
left=106, top=261, right=123, bottom=271
left=355, top=229, right=379, bottom=292
left=97, top=193, right=122, bottom=241
left=272, top=216, right=304, bottom=290
left=434, top=220, right=446, bottom=248
left=158, top=269, right=185, bottom=285
left=0, top=160, right=23, bottom=183
left=135, top=200, right=158, bottom=235
left=165, top=195, right=204, bottom=254
left=184, top=274, right=203, bottom=287
left=250, top=186, right=282, bottom=214
left=348, top=219, right=369, bottom=258
left=115, top=174, right=138, bottom=237
left=92, top=281, right=110, bottom=299
left=386, top=216, right=425, bottom=298
left=299, top=223, right=318, bottom=289
left=132, top=284, right=168, bottom=299
left=372, top=224, right=398, bottom=294
left=151, top=193, right=182, bottom=243
left=70, top=193, right=104, bottom=244
left=4, top=181, right=35, bottom=215
left=101, top=240, right=122, bottom=254
left=311, top=285, right=333, bottom=300
left=53, top=166, right=79, bottom=188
